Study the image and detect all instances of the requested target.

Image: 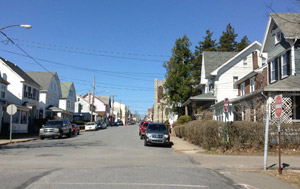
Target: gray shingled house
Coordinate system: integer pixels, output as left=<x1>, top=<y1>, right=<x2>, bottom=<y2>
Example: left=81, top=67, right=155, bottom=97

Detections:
left=259, top=13, right=300, bottom=124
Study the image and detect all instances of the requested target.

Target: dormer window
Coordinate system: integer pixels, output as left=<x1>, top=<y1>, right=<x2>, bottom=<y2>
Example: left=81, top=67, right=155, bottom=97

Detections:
left=275, top=31, right=281, bottom=44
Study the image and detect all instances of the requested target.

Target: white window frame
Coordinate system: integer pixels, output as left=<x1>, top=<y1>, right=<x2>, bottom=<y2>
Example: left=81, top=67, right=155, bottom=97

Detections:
left=275, top=31, right=281, bottom=44
left=250, top=77, right=255, bottom=92
left=282, top=53, right=288, bottom=78
left=271, top=60, right=276, bottom=82
left=243, top=58, right=247, bottom=67
left=240, top=83, right=245, bottom=96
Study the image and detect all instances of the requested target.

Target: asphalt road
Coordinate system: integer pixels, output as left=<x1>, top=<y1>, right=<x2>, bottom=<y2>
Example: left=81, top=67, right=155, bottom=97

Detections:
left=0, top=124, right=239, bottom=189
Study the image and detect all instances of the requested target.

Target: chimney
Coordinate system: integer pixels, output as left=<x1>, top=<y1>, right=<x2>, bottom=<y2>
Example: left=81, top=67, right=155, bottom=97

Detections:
left=252, top=51, right=258, bottom=70
left=88, top=91, right=91, bottom=104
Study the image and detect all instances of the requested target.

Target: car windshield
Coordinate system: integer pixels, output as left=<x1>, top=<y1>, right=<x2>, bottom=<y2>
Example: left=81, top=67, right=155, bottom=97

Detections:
left=45, top=121, right=63, bottom=128
left=87, top=122, right=95, bottom=125
left=147, top=124, right=166, bottom=131
left=143, top=123, right=149, bottom=127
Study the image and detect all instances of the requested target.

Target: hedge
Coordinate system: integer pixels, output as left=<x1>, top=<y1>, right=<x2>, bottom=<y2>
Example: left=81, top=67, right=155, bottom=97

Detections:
left=174, top=120, right=300, bottom=151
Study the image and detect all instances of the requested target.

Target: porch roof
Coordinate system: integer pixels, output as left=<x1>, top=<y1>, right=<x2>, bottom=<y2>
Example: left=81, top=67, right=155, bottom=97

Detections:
left=182, top=93, right=216, bottom=106
left=47, top=106, right=73, bottom=116
left=264, top=76, right=300, bottom=92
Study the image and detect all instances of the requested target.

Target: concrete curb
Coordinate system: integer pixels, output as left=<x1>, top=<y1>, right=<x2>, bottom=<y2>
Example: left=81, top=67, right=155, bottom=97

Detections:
left=0, top=137, right=39, bottom=146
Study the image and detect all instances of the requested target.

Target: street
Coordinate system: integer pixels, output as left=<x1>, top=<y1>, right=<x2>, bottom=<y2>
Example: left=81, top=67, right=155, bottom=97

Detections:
left=0, top=124, right=237, bottom=189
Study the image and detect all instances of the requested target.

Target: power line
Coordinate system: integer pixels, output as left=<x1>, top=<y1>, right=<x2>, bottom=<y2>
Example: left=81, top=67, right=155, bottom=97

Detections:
left=13, top=38, right=171, bottom=58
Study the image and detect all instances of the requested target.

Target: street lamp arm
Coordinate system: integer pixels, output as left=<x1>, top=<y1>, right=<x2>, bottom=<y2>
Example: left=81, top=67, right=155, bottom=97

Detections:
left=0, top=24, right=32, bottom=31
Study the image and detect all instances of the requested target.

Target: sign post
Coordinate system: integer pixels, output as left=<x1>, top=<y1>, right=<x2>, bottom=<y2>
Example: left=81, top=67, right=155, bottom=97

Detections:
left=275, top=95, right=282, bottom=174
left=7, top=104, right=17, bottom=143
left=223, top=98, right=229, bottom=153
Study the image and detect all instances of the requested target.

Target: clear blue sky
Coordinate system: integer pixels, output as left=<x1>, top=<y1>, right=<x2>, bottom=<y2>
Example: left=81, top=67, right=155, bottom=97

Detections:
left=0, top=0, right=298, bottom=117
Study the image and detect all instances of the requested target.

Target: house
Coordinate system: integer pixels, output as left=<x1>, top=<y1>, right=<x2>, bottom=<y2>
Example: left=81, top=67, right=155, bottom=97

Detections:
left=233, top=13, right=300, bottom=124
left=97, top=96, right=111, bottom=122
left=112, top=101, right=126, bottom=124
left=59, top=82, right=76, bottom=121
left=74, top=95, right=97, bottom=121
left=0, top=58, right=41, bottom=133
left=261, top=13, right=300, bottom=124
left=211, top=41, right=262, bottom=121
left=0, top=76, right=9, bottom=134
left=26, top=72, right=61, bottom=119
left=83, top=93, right=109, bottom=122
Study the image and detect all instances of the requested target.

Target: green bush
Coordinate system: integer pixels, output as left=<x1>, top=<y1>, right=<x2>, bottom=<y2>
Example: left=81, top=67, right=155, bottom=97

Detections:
left=178, top=115, right=191, bottom=125
left=174, top=120, right=300, bottom=151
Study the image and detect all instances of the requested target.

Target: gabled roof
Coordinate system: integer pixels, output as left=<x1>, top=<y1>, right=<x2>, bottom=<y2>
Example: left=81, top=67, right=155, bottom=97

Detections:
left=271, top=13, right=300, bottom=39
left=0, top=57, right=41, bottom=88
left=97, top=96, right=110, bottom=105
left=26, top=72, right=58, bottom=91
left=211, top=41, right=262, bottom=76
left=60, top=82, right=74, bottom=98
left=264, top=76, right=300, bottom=92
left=203, top=51, right=238, bottom=79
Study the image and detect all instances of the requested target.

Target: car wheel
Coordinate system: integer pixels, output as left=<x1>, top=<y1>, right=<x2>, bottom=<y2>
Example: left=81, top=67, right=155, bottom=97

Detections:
left=139, top=132, right=141, bottom=136
left=140, top=135, right=143, bottom=140
left=68, top=130, right=72, bottom=137
left=40, top=137, right=44, bottom=140
left=59, top=132, right=63, bottom=139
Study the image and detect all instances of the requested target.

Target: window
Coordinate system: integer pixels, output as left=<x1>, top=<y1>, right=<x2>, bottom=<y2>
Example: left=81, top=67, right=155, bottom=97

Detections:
left=240, top=83, right=245, bottom=96
left=250, top=77, right=255, bottom=92
left=275, top=31, right=281, bottom=44
left=33, top=89, right=36, bottom=100
left=23, top=85, right=27, bottom=98
left=243, top=58, right=247, bottom=66
left=1, top=85, right=5, bottom=98
left=282, top=53, right=287, bottom=77
left=271, top=60, right=276, bottom=82
left=28, top=86, right=32, bottom=99
left=233, top=76, right=238, bottom=89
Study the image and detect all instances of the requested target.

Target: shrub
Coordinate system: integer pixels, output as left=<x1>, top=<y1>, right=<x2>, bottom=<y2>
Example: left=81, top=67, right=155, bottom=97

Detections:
left=178, top=115, right=191, bottom=125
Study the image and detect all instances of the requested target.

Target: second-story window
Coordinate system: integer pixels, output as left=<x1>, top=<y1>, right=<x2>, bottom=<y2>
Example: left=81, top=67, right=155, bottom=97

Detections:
left=33, top=89, right=36, bottom=100
left=275, top=31, right=281, bottom=44
left=233, top=76, right=238, bottom=89
left=240, top=83, right=245, bottom=96
left=282, top=53, right=288, bottom=77
left=28, top=86, right=32, bottom=99
left=23, top=85, right=27, bottom=98
left=1, top=85, right=5, bottom=98
left=271, top=60, right=276, bottom=82
left=250, top=77, right=255, bottom=92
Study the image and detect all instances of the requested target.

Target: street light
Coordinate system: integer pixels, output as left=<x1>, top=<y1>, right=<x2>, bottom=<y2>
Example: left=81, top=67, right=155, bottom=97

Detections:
left=0, top=24, right=32, bottom=31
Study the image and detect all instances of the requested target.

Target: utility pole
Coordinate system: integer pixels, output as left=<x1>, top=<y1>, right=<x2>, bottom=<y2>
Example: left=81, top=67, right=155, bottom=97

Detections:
left=90, top=76, right=95, bottom=122
left=111, top=95, right=117, bottom=122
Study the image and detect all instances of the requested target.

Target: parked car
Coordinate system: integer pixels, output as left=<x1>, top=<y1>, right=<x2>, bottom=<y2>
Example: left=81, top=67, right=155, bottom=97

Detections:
left=39, top=120, right=72, bottom=140
left=117, top=120, right=124, bottom=126
left=139, top=121, right=149, bottom=139
left=71, top=123, right=80, bottom=135
left=144, top=123, right=170, bottom=147
left=97, top=121, right=107, bottom=129
left=85, top=122, right=98, bottom=131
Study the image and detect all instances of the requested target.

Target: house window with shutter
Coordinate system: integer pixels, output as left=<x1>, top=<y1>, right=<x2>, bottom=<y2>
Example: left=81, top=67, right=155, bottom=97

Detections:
left=282, top=53, right=287, bottom=77
left=271, top=60, right=276, bottom=82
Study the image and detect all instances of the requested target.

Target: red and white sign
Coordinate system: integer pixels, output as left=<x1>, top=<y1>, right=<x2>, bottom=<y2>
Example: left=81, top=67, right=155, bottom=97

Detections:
left=275, top=95, right=282, bottom=118
left=224, top=98, right=229, bottom=112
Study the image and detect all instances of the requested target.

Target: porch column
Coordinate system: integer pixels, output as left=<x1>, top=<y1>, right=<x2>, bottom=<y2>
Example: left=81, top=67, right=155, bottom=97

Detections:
left=185, top=105, right=188, bottom=115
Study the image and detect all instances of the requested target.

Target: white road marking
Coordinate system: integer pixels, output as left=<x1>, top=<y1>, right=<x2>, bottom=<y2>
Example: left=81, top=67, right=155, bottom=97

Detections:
left=47, top=182, right=208, bottom=188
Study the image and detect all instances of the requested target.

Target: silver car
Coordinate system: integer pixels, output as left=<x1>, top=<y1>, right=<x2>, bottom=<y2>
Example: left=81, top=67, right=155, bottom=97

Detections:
left=144, top=123, right=170, bottom=147
left=39, top=120, right=72, bottom=139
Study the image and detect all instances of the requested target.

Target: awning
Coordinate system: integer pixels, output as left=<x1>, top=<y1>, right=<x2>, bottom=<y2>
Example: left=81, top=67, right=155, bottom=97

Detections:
left=182, top=93, right=216, bottom=107
left=47, top=106, right=73, bottom=116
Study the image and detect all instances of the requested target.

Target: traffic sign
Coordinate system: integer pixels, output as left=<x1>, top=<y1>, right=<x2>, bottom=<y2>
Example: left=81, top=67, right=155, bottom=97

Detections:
left=7, top=104, right=17, bottom=115
left=275, top=95, right=282, bottom=118
left=224, top=98, right=229, bottom=112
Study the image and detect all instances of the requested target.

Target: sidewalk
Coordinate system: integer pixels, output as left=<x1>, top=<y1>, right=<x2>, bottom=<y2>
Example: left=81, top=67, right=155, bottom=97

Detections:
left=0, top=136, right=39, bottom=146
left=171, top=135, right=300, bottom=189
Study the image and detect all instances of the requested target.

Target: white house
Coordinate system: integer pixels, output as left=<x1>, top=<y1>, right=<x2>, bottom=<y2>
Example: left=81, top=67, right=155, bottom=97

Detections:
left=0, top=76, right=9, bottom=134
left=74, top=95, right=97, bottom=121
left=26, top=72, right=61, bottom=119
left=0, top=57, right=41, bottom=133
left=59, top=82, right=76, bottom=121
left=212, top=41, right=262, bottom=121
